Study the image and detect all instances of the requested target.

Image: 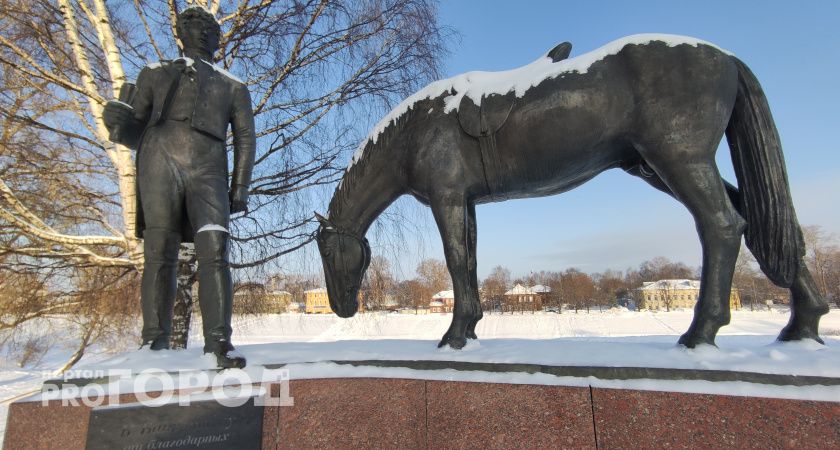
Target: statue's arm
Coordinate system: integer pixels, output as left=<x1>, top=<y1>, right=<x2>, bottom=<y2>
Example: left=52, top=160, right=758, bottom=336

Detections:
left=105, top=67, right=153, bottom=149
left=229, top=82, right=256, bottom=212
left=121, top=67, right=154, bottom=149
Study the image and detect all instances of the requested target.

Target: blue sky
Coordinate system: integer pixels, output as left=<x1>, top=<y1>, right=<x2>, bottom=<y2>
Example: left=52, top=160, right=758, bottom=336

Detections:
left=377, top=0, right=838, bottom=279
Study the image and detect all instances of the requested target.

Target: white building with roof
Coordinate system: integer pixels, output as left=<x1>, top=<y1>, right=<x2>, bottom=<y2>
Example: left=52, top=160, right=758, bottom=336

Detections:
left=430, top=290, right=454, bottom=313
left=531, top=284, right=552, bottom=294
left=638, top=279, right=740, bottom=311
left=503, top=284, right=549, bottom=312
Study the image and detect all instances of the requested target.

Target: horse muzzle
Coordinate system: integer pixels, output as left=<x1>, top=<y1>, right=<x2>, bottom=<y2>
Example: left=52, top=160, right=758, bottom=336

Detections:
left=330, top=288, right=359, bottom=318
left=332, top=299, right=358, bottom=318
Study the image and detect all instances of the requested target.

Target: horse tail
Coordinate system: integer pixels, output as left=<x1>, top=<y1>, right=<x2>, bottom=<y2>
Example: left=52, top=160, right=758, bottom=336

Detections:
left=725, top=57, right=804, bottom=287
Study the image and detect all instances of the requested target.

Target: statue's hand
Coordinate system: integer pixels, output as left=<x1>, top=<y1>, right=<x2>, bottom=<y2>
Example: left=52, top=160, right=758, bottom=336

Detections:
left=103, top=100, right=134, bottom=133
left=229, top=184, right=249, bottom=214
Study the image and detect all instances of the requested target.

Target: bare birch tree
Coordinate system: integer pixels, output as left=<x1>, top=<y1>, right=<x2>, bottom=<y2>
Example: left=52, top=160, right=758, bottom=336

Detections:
left=362, top=255, right=395, bottom=310
left=416, top=258, right=450, bottom=298
left=593, top=269, right=627, bottom=310
left=481, top=265, right=510, bottom=313
left=561, top=268, right=596, bottom=314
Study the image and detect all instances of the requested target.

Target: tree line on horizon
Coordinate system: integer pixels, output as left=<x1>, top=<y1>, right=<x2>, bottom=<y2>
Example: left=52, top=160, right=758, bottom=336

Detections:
left=358, top=255, right=700, bottom=313
left=354, top=226, right=840, bottom=315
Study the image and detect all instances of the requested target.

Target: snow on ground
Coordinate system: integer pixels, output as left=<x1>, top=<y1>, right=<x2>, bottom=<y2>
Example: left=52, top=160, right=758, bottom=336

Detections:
left=2, top=307, right=840, bottom=443
left=76, top=308, right=840, bottom=391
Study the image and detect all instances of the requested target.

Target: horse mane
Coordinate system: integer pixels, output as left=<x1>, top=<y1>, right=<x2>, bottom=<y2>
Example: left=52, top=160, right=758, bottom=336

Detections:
left=329, top=104, right=424, bottom=221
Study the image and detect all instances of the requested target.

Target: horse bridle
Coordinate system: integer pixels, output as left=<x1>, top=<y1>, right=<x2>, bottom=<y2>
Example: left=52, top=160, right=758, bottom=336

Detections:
left=318, top=225, right=371, bottom=282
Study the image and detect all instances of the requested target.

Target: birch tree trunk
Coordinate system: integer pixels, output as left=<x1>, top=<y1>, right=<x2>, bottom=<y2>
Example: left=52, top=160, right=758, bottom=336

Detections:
left=60, top=0, right=141, bottom=263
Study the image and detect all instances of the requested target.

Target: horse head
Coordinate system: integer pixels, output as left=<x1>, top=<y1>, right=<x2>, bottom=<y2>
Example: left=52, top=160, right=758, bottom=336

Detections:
left=315, top=212, right=371, bottom=318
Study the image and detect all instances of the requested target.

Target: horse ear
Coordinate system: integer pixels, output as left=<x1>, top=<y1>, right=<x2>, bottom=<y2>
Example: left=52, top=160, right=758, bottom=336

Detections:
left=314, top=212, right=333, bottom=228
left=547, top=41, right=572, bottom=62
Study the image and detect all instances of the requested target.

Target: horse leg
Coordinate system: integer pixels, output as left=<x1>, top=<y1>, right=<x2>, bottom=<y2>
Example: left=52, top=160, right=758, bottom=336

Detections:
left=638, top=155, right=745, bottom=347
left=629, top=159, right=827, bottom=344
left=465, top=202, right=483, bottom=339
left=431, top=196, right=480, bottom=349
left=778, top=262, right=829, bottom=343
left=625, top=162, right=740, bottom=209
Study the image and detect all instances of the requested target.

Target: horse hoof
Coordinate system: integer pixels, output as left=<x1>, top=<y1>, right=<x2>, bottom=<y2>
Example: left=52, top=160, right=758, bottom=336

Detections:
left=677, top=332, right=716, bottom=349
left=777, top=324, right=825, bottom=344
left=465, top=313, right=482, bottom=340
left=438, top=334, right=467, bottom=349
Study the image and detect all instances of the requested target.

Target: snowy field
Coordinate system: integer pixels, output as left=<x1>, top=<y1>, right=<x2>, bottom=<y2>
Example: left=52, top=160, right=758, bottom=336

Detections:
left=2, top=307, right=839, bottom=443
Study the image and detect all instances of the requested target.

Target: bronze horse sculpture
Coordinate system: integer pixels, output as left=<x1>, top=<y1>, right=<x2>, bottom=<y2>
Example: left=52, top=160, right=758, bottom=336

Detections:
left=316, top=34, right=828, bottom=349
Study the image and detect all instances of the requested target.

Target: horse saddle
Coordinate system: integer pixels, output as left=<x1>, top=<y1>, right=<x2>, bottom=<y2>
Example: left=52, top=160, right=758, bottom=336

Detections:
left=456, top=41, right=573, bottom=197
left=457, top=91, right=516, bottom=139
left=456, top=41, right=572, bottom=138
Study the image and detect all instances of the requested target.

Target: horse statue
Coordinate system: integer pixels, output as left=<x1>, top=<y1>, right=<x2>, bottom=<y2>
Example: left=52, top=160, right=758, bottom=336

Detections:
left=315, top=34, right=829, bottom=349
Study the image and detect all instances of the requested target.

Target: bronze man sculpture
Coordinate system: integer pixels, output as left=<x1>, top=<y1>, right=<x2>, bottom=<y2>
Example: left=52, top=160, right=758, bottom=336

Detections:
left=103, top=7, right=255, bottom=368
left=316, top=34, right=828, bottom=349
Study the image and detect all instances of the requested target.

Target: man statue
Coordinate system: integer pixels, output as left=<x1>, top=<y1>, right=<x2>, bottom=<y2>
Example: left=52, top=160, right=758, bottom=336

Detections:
left=103, top=6, right=255, bottom=369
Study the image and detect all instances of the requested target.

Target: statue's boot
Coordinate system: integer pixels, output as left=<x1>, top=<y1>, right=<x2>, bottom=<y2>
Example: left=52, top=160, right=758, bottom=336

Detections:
left=205, top=338, right=246, bottom=370
left=140, top=228, right=180, bottom=350
left=196, top=230, right=246, bottom=369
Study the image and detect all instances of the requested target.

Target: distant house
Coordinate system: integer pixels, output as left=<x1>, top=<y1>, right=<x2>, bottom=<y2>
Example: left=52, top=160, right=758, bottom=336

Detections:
left=266, top=290, right=292, bottom=312
left=383, top=295, right=400, bottom=312
left=531, top=284, right=551, bottom=295
left=638, top=279, right=741, bottom=311
left=503, top=284, right=546, bottom=312
left=531, top=284, right=552, bottom=308
left=399, top=307, right=430, bottom=315
left=429, top=290, right=454, bottom=313
left=233, top=282, right=264, bottom=313
left=286, top=301, right=303, bottom=313
left=304, top=287, right=365, bottom=314
left=232, top=283, right=295, bottom=313
left=304, top=288, right=331, bottom=314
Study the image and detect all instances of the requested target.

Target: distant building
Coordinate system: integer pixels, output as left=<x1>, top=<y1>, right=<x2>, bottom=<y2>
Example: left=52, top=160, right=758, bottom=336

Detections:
left=531, top=284, right=552, bottom=309
left=233, top=282, right=264, bottom=312
left=503, top=284, right=546, bottom=311
left=286, top=301, right=303, bottom=314
left=381, top=295, right=399, bottom=312
left=232, top=282, right=294, bottom=313
left=638, top=279, right=741, bottom=311
left=429, top=290, right=454, bottom=313
left=304, top=288, right=331, bottom=314
left=531, top=284, right=551, bottom=294
left=265, top=290, right=292, bottom=312
left=304, top=287, right=365, bottom=314
left=399, top=307, right=430, bottom=315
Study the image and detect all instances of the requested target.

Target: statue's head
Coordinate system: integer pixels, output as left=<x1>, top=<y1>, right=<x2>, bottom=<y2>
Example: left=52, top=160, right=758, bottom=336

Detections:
left=315, top=213, right=370, bottom=318
left=176, top=7, right=221, bottom=56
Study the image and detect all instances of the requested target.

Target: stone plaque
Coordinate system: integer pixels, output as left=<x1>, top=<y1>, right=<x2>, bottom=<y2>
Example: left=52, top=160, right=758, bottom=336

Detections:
left=85, top=397, right=263, bottom=450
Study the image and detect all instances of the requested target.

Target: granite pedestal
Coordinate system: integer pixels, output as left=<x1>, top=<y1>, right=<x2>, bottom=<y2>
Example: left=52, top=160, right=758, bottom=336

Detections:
left=4, top=365, right=838, bottom=449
